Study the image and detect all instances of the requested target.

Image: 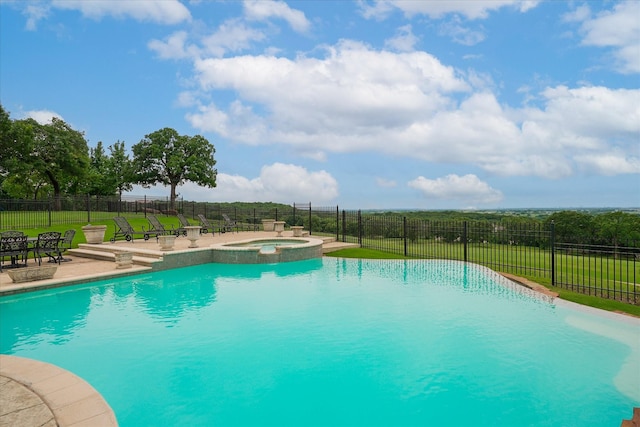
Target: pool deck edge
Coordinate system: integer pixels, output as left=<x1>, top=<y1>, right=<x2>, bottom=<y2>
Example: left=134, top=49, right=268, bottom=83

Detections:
left=0, top=354, right=118, bottom=427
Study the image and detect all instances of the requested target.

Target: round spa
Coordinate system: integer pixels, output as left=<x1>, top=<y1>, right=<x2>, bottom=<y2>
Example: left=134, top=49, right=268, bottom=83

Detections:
left=211, top=237, right=324, bottom=264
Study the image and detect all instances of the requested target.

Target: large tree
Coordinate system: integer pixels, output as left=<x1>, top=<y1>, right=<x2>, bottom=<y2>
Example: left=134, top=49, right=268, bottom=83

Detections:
left=18, top=117, right=90, bottom=205
left=132, top=128, right=217, bottom=208
left=107, top=140, right=134, bottom=199
left=1, top=110, right=89, bottom=202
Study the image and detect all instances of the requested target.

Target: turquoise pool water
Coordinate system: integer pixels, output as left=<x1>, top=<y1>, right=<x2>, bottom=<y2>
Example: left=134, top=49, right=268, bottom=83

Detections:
left=1, top=258, right=638, bottom=426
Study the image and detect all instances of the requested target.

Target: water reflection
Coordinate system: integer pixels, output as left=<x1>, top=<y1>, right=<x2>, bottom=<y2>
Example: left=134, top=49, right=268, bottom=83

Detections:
left=130, top=271, right=217, bottom=325
left=330, top=258, right=554, bottom=306
left=0, top=286, right=93, bottom=352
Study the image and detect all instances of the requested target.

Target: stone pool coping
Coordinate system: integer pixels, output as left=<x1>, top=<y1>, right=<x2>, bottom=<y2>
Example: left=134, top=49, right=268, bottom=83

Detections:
left=0, top=354, right=118, bottom=426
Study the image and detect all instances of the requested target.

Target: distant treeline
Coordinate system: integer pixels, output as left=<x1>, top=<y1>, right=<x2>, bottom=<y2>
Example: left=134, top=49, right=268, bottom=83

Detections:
left=355, top=209, right=640, bottom=247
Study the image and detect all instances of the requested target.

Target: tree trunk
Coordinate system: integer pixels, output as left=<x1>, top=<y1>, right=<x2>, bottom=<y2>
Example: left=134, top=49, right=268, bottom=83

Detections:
left=170, top=183, right=177, bottom=210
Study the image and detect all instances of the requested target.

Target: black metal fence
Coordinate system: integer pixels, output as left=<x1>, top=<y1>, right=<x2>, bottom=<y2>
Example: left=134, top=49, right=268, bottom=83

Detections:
left=1, top=197, right=637, bottom=304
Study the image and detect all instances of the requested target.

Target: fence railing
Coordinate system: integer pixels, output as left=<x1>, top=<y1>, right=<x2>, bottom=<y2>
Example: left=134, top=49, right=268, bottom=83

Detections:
left=1, top=197, right=637, bottom=304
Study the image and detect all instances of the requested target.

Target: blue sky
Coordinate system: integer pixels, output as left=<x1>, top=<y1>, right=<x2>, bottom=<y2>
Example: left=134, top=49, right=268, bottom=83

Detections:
left=1, top=0, right=638, bottom=209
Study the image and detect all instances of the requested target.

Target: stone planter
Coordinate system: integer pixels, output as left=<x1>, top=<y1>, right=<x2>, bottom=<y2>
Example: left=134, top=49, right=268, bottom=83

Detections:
left=291, top=226, right=304, bottom=237
left=262, top=219, right=276, bottom=231
left=184, top=226, right=201, bottom=248
left=8, top=266, right=57, bottom=283
left=273, top=221, right=286, bottom=237
left=114, top=252, right=133, bottom=269
left=158, top=234, right=176, bottom=251
left=82, top=224, right=107, bottom=244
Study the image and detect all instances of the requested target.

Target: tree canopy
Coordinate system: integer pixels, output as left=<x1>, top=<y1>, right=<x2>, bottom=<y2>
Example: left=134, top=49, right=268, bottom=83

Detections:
left=0, top=109, right=90, bottom=202
left=132, top=127, right=217, bottom=208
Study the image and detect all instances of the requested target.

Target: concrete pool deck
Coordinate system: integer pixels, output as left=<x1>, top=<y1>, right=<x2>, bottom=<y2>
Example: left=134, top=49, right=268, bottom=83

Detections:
left=0, top=230, right=355, bottom=426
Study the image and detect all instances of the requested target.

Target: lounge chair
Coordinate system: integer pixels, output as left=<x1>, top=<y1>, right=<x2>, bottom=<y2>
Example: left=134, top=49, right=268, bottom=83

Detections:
left=32, top=231, right=61, bottom=265
left=111, top=217, right=157, bottom=242
left=147, top=214, right=177, bottom=237
left=176, top=213, right=192, bottom=236
left=221, top=213, right=239, bottom=233
left=197, top=214, right=215, bottom=235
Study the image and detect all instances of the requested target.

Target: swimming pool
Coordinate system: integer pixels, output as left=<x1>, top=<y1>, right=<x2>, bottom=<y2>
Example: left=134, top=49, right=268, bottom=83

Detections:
left=1, top=258, right=638, bottom=426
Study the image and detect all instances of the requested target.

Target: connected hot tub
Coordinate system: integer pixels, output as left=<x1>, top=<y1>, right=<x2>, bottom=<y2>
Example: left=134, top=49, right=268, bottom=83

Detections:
left=211, top=237, right=324, bottom=264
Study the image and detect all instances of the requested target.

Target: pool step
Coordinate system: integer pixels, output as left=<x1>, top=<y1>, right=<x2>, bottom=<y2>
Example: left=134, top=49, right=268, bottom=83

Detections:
left=69, top=245, right=162, bottom=267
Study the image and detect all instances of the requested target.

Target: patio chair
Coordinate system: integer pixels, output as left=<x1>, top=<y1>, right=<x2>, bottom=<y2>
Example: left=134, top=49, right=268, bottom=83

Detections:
left=32, top=231, right=61, bottom=266
left=175, top=213, right=192, bottom=236
left=197, top=214, right=215, bottom=235
left=1, top=230, right=24, bottom=238
left=0, top=234, right=29, bottom=272
left=221, top=213, right=239, bottom=233
left=147, top=214, right=177, bottom=238
left=111, top=217, right=157, bottom=242
left=57, top=229, right=76, bottom=262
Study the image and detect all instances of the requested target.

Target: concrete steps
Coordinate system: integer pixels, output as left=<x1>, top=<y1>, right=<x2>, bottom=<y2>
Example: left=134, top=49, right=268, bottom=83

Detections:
left=68, top=244, right=163, bottom=268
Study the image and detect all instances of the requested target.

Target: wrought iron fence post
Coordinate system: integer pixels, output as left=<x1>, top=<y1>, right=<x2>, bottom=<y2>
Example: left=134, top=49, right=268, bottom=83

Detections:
left=342, top=210, right=346, bottom=242
left=48, top=198, right=52, bottom=227
left=550, top=221, right=556, bottom=287
left=336, top=205, right=339, bottom=242
left=308, top=203, right=312, bottom=235
left=86, top=194, right=91, bottom=224
left=403, top=216, right=407, bottom=257
left=463, top=221, right=468, bottom=262
left=358, top=210, right=362, bottom=246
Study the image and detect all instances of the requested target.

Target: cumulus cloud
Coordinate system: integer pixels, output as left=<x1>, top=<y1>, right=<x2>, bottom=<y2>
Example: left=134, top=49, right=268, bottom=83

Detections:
left=22, top=109, right=64, bottom=124
left=408, top=174, right=503, bottom=205
left=181, top=38, right=639, bottom=180
left=51, top=0, right=191, bottom=24
left=438, top=16, right=486, bottom=46
left=148, top=31, right=194, bottom=59
left=360, top=0, right=540, bottom=20
left=572, top=1, right=640, bottom=74
left=19, top=0, right=190, bottom=29
left=384, top=25, right=418, bottom=52
left=243, top=0, right=311, bottom=33
left=175, top=163, right=338, bottom=203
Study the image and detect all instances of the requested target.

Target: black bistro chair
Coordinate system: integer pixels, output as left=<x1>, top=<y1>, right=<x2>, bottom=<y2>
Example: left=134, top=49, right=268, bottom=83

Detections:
left=0, top=234, right=29, bottom=272
left=32, top=231, right=62, bottom=266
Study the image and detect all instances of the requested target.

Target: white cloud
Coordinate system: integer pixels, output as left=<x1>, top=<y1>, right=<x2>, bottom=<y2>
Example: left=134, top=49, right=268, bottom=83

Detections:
left=438, top=16, right=485, bottom=46
left=384, top=25, right=418, bottom=52
left=243, top=0, right=310, bottom=33
left=22, top=109, right=64, bottom=124
left=573, top=1, right=640, bottom=74
left=148, top=31, right=194, bottom=59
left=51, top=0, right=191, bottom=24
left=360, top=0, right=540, bottom=20
left=201, top=19, right=267, bottom=57
left=176, top=163, right=338, bottom=203
left=183, top=41, right=638, bottom=180
left=574, top=152, right=640, bottom=175
left=408, top=174, right=503, bottom=205
left=23, top=3, right=51, bottom=30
